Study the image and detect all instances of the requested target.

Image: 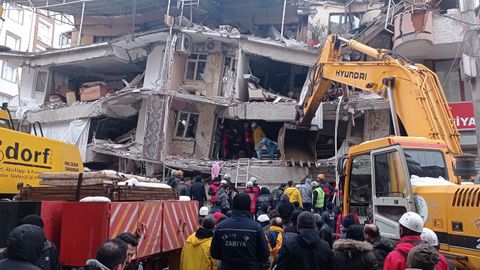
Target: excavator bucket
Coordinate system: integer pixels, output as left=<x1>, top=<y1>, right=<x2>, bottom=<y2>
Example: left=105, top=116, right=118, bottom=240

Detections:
left=278, top=123, right=318, bottom=166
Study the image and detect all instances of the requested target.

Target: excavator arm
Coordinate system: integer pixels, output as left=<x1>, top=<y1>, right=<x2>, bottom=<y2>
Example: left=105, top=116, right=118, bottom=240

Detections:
left=280, top=35, right=462, bottom=163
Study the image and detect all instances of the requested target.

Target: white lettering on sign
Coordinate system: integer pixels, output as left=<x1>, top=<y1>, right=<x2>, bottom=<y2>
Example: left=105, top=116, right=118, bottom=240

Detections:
left=455, top=116, right=476, bottom=128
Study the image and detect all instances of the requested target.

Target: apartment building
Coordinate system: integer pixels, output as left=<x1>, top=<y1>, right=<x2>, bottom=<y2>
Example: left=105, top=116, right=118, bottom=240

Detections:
left=0, top=3, right=73, bottom=107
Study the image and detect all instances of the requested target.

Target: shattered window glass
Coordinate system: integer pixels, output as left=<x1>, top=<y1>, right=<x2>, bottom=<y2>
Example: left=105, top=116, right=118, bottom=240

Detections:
left=175, top=111, right=199, bottom=139
left=328, top=13, right=361, bottom=35
left=35, top=71, right=48, bottom=92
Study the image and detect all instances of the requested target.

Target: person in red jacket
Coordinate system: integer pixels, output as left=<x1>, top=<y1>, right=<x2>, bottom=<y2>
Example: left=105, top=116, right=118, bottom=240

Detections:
left=245, top=179, right=260, bottom=216
left=208, top=177, right=221, bottom=205
left=383, top=212, right=449, bottom=270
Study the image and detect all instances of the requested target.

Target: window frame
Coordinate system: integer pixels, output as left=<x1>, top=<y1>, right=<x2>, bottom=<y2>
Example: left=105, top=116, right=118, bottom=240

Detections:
left=404, top=148, right=448, bottom=180
left=184, top=53, right=207, bottom=81
left=328, top=12, right=362, bottom=35
left=7, top=5, right=24, bottom=25
left=35, top=70, right=49, bottom=92
left=433, top=59, right=467, bottom=102
left=5, top=31, right=21, bottom=51
left=37, top=19, right=53, bottom=45
left=1, top=62, right=18, bottom=83
left=174, top=111, right=199, bottom=139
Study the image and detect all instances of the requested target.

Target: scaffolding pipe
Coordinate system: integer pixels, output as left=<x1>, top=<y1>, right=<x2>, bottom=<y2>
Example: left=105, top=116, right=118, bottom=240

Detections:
left=77, top=1, right=85, bottom=46
left=280, top=0, right=287, bottom=40
left=334, top=95, right=343, bottom=205
left=131, top=0, right=137, bottom=41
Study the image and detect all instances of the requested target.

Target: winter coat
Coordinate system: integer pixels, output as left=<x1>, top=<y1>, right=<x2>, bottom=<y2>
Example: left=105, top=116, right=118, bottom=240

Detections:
left=383, top=235, right=449, bottom=270
left=273, top=228, right=334, bottom=270
left=245, top=187, right=260, bottom=214
left=270, top=188, right=284, bottom=208
left=214, top=188, right=230, bottom=212
left=180, top=228, right=218, bottom=270
left=333, top=239, right=379, bottom=270
left=318, top=223, right=333, bottom=248
left=35, top=240, right=60, bottom=270
left=210, top=210, right=269, bottom=270
left=0, top=259, right=42, bottom=270
left=208, top=184, right=220, bottom=203
left=283, top=187, right=303, bottom=208
left=320, top=209, right=336, bottom=230
left=177, top=182, right=191, bottom=197
left=256, top=194, right=272, bottom=213
left=168, top=176, right=181, bottom=189
left=191, top=181, right=207, bottom=204
left=298, top=180, right=312, bottom=204
left=370, top=237, right=395, bottom=269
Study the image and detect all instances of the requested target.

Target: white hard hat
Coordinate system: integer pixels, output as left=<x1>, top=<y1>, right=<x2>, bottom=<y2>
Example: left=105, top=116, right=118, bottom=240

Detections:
left=223, top=173, right=231, bottom=179
left=220, top=180, right=228, bottom=185
left=311, top=181, right=319, bottom=187
left=421, top=228, right=439, bottom=246
left=251, top=122, right=257, bottom=128
left=199, top=206, right=209, bottom=216
left=399, top=212, right=424, bottom=233
left=246, top=181, right=254, bottom=187
left=257, top=214, right=270, bottom=223
left=250, top=177, right=257, bottom=183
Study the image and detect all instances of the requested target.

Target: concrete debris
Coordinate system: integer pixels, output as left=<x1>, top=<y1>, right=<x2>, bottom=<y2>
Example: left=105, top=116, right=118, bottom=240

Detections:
left=247, top=82, right=296, bottom=102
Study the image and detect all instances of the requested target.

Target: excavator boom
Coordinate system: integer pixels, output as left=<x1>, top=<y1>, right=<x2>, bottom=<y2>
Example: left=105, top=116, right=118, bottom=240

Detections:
left=279, top=34, right=462, bottom=164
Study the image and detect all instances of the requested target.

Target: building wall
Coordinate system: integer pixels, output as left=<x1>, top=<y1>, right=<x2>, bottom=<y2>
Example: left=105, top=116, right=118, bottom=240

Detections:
left=144, top=44, right=165, bottom=89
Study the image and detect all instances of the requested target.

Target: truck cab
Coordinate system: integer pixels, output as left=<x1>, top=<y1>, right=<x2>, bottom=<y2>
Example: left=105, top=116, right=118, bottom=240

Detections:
left=343, top=136, right=453, bottom=239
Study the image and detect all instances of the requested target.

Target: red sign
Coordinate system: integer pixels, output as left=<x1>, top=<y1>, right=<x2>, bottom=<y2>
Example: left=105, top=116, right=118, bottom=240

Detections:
left=449, top=102, right=476, bottom=130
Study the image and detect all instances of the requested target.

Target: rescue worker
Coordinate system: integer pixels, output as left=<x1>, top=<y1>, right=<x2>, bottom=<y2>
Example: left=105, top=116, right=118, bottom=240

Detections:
left=257, top=214, right=271, bottom=229
left=364, top=223, right=395, bottom=269
left=283, top=181, right=302, bottom=208
left=210, top=193, right=270, bottom=270
left=213, top=181, right=231, bottom=214
left=317, top=174, right=334, bottom=204
left=0, top=224, right=46, bottom=270
left=273, top=212, right=333, bottom=270
left=256, top=187, right=272, bottom=215
left=199, top=206, right=209, bottom=222
left=208, top=177, right=221, bottom=205
left=115, top=233, right=139, bottom=270
left=312, top=180, right=325, bottom=213
left=245, top=179, right=260, bottom=216
left=383, top=212, right=449, bottom=270
left=421, top=228, right=455, bottom=270
left=81, top=239, right=128, bottom=270
left=270, top=183, right=286, bottom=209
left=243, top=122, right=254, bottom=158
left=251, top=122, right=267, bottom=159
left=276, top=194, right=294, bottom=225
left=16, top=214, right=61, bottom=270
left=223, top=173, right=238, bottom=194
left=180, top=215, right=218, bottom=270
left=314, top=213, right=333, bottom=248
left=406, top=244, right=440, bottom=270
left=298, top=178, right=313, bottom=211
left=333, top=225, right=379, bottom=270
left=191, top=176, right=207, bottom=207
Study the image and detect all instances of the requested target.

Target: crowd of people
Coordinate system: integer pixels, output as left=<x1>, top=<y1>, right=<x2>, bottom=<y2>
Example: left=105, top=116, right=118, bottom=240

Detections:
left=180, top=173, right=454, bottom=270
left=0, top=172, right=454, bottom=270
left=212, top=121, right=278, bottom=160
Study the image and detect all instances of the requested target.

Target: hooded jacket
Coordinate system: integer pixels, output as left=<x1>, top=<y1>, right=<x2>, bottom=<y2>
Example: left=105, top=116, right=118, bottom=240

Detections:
left=180, top=228, right=218, bottom=270
left=0, top=224, right=46, bottom=270
left=273, top=229, right=333, bottom=270
left=333, top=239, right=379, bottom=270
left=283, top=187, right=303, bottom=208
left=299, top=180, right=312, bottom=204
left=177, top=182, right=191, bottom=197
left=383, top=235, right=449, bottom=270
left=214, top=187, right=230, bottom=212
left=210, top=210, right=269, bottom=270
left=370, top=236, right=395, bottom=269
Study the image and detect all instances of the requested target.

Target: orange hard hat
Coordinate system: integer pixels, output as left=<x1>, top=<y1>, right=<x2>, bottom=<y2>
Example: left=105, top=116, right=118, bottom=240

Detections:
left=317, top=173, right=325, bottom=180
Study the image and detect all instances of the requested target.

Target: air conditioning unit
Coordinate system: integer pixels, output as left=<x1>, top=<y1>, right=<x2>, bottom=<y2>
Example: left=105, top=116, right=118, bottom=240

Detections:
left=205, top=40, right=221, bottom=53
left=177, top=33, right=192, bottom=54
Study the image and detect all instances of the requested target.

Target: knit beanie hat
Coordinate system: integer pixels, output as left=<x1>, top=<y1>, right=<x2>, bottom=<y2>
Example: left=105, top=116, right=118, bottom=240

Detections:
left=407, top=244, right=440, bottom=270
left=297, top=211, right=316, bottom=229
left=232, top=193, right=251, bottom=212
left=346, top=225, right=365, bottom=241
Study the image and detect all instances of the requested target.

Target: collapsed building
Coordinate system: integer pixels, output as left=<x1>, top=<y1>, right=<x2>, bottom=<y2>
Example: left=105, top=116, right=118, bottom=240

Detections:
left=4, top=0, right=471, bottom=188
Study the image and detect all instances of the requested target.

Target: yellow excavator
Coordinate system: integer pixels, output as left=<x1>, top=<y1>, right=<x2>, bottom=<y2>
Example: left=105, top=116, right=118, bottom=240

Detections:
left=0, top=103, right=83, bottom=197
left=279, top=35, right=479, bottom=269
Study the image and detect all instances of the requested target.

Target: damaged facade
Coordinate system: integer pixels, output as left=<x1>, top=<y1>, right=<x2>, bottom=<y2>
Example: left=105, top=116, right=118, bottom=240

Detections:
left=2, top=0, right=474, bottom=187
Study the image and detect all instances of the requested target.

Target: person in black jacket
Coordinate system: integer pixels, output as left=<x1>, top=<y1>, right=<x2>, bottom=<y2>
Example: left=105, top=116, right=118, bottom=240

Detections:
left=333, top=225, right=379, bottom=270
left=18, top=214, right=61, bottom=270
left=273, top=211, right=334, bottom=270
left=177, top=178, right=191, bottom=197
left=80, top=239, right=128, bottom=270
left=210, top=192, right=270, bottom=270
left=320, top=202, right=336, bottom=230
left=283, top=210, right=302, bottom=237
left=256, top=187, right=272, bottom=214
left=0, top=224, right=46, bottom=270
left=314, top=213, right=333, bottom=248
left=363, top=223, right=394, bottom=269
left=190, top=176, right=207, bottom=207
left=276, top=194, right=294, bottom=224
